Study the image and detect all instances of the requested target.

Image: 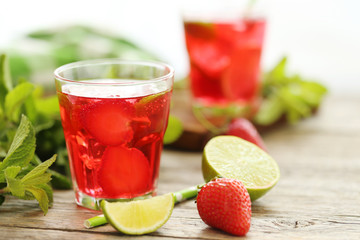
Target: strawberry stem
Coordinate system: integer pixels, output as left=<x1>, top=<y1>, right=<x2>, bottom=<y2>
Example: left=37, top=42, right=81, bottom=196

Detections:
left=84, top=184, right=203, bottom=229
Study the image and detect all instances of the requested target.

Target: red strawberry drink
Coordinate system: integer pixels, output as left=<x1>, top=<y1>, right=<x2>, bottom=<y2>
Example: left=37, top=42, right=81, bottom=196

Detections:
left=55, top=60, right=174, bottom=209
left=184, top=17, right=265, bottom=116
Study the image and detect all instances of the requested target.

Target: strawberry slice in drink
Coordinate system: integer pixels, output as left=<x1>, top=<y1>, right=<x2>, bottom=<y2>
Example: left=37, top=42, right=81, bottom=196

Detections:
left=221, top=19, right=265, bottom=102
left=221, top=44, right=262, bottom=102
left=185, top=23, right=230, bottom=81
left=81, top=100, right=134, bottom=146
left=98, top=146, right=151, bottom=198
left=189, top=41, right=230, bottom=81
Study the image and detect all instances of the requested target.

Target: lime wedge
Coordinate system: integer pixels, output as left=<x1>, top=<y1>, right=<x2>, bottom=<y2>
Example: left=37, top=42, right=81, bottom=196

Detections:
left=137, top=91, right=167, bottom=106
left=101, top=193, right=174, bottom=235
left=202, top=136, right=280, bottom=201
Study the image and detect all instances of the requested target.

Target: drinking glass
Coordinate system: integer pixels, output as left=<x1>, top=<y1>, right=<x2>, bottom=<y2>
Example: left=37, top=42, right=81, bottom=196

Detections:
left=54, top=59, right=174, bottom=210
left=183, top=0, right=266, bottom=119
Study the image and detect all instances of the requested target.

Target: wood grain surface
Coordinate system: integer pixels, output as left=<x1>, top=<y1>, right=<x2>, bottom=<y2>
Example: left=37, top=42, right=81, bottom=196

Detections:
left=1, top=95, right=360, bottom=239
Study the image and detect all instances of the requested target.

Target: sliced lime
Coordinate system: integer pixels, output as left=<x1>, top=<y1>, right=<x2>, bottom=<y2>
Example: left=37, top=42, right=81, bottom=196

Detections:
left=163, top=115, right=183, bottom=144
left=137, top=91, right=167, bottom=106
left=101, top=193, right=174, bottom=235
left=202, top=135, right=280, bottom=201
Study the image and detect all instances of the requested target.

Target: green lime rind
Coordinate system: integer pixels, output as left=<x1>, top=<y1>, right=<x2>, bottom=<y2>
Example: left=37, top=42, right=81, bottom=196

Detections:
left=101, top=193, right=174, bottom=235
left=137, top=91, right=168, bottom=106
left=202, top=136, right=280, bottom=201
left=134, top=90, right=169, bottom=114
left=163, top=115, right=183, bottom=145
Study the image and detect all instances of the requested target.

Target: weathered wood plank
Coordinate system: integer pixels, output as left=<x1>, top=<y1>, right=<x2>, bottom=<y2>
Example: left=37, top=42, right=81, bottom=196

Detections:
left=1, top=95, right=360, bottom=239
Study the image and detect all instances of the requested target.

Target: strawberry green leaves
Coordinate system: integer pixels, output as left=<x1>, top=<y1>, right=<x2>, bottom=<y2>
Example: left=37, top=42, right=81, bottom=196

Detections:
left=0, top=115, right=57, bottom=214
left=254, top=57, right=327, bottom=126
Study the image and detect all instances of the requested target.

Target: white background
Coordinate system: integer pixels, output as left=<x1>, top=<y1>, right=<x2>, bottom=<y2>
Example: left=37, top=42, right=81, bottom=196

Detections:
left=1, top=0, right=359, bottom=95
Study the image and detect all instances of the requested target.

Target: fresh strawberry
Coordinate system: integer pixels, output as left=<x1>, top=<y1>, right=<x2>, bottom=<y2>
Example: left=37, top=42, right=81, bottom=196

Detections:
left=81, top=100, right=134, bottom=146
left=196, top=178, right=251, bottom=236
left=226, top=118, right=267, bottom=151
left=98, top=146, right=151, bottom=198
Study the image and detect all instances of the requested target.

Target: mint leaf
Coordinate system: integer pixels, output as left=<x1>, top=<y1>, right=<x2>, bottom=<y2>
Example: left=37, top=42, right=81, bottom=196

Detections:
left=255, top=56, right=327, bottom=126
left=21, top=154, right=56, bottom=183
left=299, top=81, right=327, bottom=107
left=163, top=115, right=183, bottom=144
left=2, top=155, right=56, bottom=214
left=0, top=55, right=10, bottom=117
left=38, top=183, right=53, bottom=205
left=5, top=176, right=25, bottom=198
left=265, top=57, right=287, bottom=86
left=0, top=148, right=6, bottom=158
left=22, top=173, right=52, bottom=186
left=254, top=95, right=284, bottom=125
left=5, top=82, right=34, bottom=122
left=0, top=115, right=35, bottom=170
left=35, top=95, right=60, bottom=117
left=18, top=191, right=36, bottom=200
left=0, top=54, right=13, bottom=102
left=280, top=87, right=312, bottom=120
left=23, top=84, right=38, bottom=123
left=3, top=166, right=21, bottom=178
left=25, top=186, right=49, bottom=215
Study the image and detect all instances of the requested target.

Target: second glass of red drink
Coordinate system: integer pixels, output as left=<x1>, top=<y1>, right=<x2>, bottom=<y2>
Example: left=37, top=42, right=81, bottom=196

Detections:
left=183, top=1, right=266, bottom=120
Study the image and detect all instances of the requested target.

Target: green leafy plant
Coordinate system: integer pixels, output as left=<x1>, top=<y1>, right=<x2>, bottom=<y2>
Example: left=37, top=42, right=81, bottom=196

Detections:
left=254, top=57, right=327, bottom=126
left=4, top=25, right=183, bottom=146
left=0, top=115, right=56, bottom=214
left=0, top=53, right=71, bottom=213
left=187, top=56, right=327, bottom=135
left=5, top=25, right=158, bottom=86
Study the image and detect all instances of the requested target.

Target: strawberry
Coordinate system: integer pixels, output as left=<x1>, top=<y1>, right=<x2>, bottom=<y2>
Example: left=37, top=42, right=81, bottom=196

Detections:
left=196, top=178, right=251, bottom=236
left=98, top=146, right=151, bottom=198
left=226, top=118, right=267, bottom=151
left=81, top=100, right=134, bottom=146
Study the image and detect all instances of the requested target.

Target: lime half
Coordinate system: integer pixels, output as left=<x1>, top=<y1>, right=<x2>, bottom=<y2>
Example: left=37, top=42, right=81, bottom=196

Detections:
left=202, top=136, right=280, bottom=201
left=101, top=193, right=174, bottom=235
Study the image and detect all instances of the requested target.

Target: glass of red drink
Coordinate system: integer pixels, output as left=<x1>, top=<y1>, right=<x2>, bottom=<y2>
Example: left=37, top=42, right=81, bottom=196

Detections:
left=54, top=59, right=174, bottom=210
left=183, top=2, right=266, bottom=119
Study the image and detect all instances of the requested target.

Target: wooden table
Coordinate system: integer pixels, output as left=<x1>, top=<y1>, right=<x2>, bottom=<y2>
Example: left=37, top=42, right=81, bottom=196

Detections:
left=1, top=95, right=360, bottom=239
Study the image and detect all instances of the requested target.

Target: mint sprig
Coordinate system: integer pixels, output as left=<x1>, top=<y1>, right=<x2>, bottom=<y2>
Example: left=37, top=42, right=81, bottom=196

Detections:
left=0, top=111, right=35, bottom=173
left=0, top=53, right=72, bottom=213
left=0, top=53, right=71, bottom=190
left=254, top=57, right=327, bottom=126
left=0, top=115, right=56, bottom=215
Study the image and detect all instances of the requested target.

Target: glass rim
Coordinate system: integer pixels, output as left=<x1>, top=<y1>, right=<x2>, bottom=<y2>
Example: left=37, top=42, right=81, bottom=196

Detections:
left=54, top=58, right=175, bottom=86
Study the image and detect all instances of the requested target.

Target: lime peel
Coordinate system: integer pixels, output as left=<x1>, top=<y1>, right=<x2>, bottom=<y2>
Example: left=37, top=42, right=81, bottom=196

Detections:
left=101, top=193, right=174, bottom=235
left=202, top=135, right=280, bottom=201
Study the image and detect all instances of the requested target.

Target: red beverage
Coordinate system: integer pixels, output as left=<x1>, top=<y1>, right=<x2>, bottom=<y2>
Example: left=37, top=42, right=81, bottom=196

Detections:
left=184, top=18, right=265, bottom=113
left=55, top=60, right=174, bottom=209
left=58, top=88, right=171, bottom=201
